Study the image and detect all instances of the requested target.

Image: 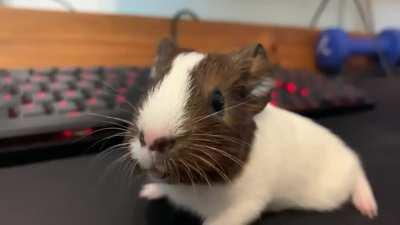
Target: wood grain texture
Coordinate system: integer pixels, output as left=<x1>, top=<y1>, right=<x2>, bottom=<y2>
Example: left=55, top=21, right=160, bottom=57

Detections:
left=0, top=7, right=321, bottom=70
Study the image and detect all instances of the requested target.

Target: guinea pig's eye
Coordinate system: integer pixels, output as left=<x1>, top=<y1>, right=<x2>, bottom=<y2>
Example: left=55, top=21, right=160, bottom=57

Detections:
left=211, top=89, right=225, bottom=113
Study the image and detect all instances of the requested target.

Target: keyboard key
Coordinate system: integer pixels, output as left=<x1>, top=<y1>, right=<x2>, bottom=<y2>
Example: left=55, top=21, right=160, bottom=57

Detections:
left=80, top=72, right=102, bottom=82
left=21, top=103, right=46, bottom=117
left=77, top=80, right=96, bottom=91
left=0, top=92, right=16, bottom=105
left=47, top=82, right=70, bottom=92
left=10, top=70, right=31, bottom=83
left=20, top=83, right=42, bottom=95
left=0, top=75, right=14, bottom=86
left=63, top=90, right=85, bottom=101
left=30, top=74, right=49, bottom=84
left=55, top=100, right=79, bottom=114
left=57, top=74, right=78, bottom=83
left=34, top=91, right=54, bottom=103
left=86, top=98, right=108, bottom=111
left=115, top=95, right=127, bottom=105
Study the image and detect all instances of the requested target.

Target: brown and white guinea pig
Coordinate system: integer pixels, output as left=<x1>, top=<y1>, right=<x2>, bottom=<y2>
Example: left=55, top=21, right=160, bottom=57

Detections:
left=126, top=39, right=378, bottom=225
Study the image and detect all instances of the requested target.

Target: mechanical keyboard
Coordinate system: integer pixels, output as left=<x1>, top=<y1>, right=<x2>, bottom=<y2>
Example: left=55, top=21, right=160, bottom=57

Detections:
left=0, top=66, right=375, bottom=162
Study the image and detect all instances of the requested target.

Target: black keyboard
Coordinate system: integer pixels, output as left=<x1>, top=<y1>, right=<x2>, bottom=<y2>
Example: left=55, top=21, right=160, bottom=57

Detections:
left=0, top=66, right=374, bottom=162
left=0, top=67, right=149, bottom=156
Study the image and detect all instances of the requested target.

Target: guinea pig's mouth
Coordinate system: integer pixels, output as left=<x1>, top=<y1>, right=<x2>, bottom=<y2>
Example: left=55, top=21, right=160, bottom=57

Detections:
left=147, top=162, right=170, bottom=180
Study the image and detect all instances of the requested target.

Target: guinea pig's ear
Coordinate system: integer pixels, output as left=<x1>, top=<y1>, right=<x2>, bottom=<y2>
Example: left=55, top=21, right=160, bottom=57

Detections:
left=156, top=38, right=177, bottom=60
left=150, top=38, right=178, bottom=79
left=231, top=43, right=275, bottom=114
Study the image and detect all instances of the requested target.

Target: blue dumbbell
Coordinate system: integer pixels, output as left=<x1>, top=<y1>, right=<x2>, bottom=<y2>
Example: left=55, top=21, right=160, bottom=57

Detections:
left=316, top=28, right=400, bottom=73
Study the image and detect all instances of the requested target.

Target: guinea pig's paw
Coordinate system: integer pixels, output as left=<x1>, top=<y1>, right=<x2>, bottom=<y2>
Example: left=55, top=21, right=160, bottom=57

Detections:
left=139, top=183, right=164, bottom=200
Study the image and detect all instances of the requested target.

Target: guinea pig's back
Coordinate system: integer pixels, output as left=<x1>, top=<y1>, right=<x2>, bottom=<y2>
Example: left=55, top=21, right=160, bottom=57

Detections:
left=244, top=104, right=362, bottom=210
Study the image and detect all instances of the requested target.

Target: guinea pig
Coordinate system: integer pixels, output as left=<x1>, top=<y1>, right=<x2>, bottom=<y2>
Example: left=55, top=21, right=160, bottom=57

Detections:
left=126, top=38, right=378, bottom=225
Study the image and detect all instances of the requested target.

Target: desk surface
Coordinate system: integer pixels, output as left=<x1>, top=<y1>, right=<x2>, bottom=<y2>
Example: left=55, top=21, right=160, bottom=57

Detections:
left=0, top=77, right=399, bottom=225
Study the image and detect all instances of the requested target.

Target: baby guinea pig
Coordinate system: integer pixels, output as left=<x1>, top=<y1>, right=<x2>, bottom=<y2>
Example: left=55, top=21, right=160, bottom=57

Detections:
left=126, top=39, right=378, bottom=225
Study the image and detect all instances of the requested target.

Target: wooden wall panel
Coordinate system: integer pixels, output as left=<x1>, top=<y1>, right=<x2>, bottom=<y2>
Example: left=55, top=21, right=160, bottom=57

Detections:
left=0, top=7, right=320, bottom=70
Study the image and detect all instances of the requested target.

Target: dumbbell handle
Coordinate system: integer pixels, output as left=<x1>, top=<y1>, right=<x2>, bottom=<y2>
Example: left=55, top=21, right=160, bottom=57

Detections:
left=347, top=38, right=378, bottom=55
left=348, top=37, right=391, bottom=56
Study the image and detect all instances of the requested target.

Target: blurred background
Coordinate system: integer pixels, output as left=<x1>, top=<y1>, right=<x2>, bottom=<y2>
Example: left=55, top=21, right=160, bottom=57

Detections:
left=1, top=0, right=399, bottom=31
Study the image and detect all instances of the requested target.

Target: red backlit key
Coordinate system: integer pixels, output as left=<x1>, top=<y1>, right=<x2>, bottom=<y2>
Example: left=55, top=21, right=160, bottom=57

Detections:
left=55, top=100, right=79, bottom=114
left=34, top=91, right=54, bottom=103
left=1, top=92, right=14, bottom=103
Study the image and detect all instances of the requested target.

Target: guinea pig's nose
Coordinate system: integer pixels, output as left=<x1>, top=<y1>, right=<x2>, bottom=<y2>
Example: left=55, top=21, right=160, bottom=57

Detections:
left=149, top=137, right=176, bottom=153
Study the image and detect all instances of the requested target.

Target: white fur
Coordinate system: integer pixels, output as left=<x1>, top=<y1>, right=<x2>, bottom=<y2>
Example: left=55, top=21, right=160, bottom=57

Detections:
left=131, top=52, right=205, bottom=169
left=141, top=105, right=377, bottom=225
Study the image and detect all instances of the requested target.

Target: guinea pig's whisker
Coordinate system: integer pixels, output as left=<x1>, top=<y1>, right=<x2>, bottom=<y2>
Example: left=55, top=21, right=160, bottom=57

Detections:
left=62, top=120, right=128, bottom=147
left=183, top=156, right=212, bottom=188
left=103, top=150, right=132, bottom=181
left=86, top=112, right=136, bottom=127
left=186, top=152, right=231, bottom=183
left=191, top=143, right=244, bottom=167
left=94, top=142, right=131, bottom=164
left=99, top=80, right=139, bottom=114
left=191, top=133, right=251, bottom=147
left=179, top=159, right=197, bottom=191
left=188, top=147, right=225, bottom=171
left=85, top=129, right=131, bottom=153
left=191, top=137, right=249, bottom=149
left=169, top=159, right=181, bottom=183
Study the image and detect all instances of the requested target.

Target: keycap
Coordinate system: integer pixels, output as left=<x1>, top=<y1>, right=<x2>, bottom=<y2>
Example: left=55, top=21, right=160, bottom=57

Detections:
left=30, top=74, right=49, bottom=84
left=62, top=90, right=85, bottom=101
left=20, top=83, right=42, bottom=95
left=55, top=100, right=79, bottom=114
left=47, top=82, right=70, bottom=92
left=0, top=92, right=16, bottom=107
left=86, top=98, right=108, bottom=111
left=10, top=70, right=31, bottom=83
left=115, top=95, right=127, bottom=105
left=93, top=88, right=113, bottom=100
left=57, top=74, right=78, bottom=83
left=34, top=91, right=54, bottom=103
left=80, top=72, right=102, bottom=82
left=0, top=75, right=14, bottom=86
left=21, top=103, right=46, bottom=117
left=77, top=80, right=96, bottom=91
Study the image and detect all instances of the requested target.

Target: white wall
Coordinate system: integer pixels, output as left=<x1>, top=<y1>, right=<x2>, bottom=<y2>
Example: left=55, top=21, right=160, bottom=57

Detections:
left=3, top=0, right=400, bottom=32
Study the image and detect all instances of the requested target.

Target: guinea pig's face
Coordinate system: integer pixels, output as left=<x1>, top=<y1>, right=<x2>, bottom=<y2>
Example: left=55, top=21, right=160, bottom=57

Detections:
left=127, top=39, right=275, bottom=184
